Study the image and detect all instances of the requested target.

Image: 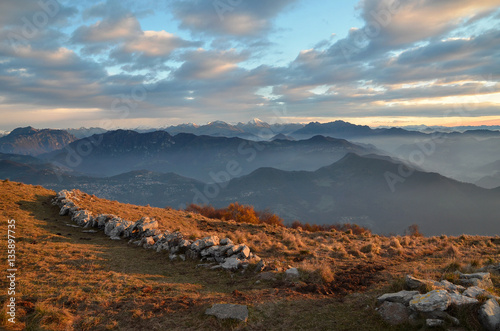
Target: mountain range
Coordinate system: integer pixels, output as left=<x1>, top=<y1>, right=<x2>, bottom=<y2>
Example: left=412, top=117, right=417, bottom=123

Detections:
left=41, top=129, right=380, bottom=181
left=1, top=122, right=499, bottom=235
left=0, top=126, right=76, bottom=156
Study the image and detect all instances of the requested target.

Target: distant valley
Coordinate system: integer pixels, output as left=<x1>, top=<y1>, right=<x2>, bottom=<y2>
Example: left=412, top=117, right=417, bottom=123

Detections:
left=1, top=120, right=499, bottom=236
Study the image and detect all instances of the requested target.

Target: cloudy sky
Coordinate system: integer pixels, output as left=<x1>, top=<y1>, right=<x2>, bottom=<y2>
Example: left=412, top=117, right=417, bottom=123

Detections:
left=1, top=0, right=500, bottom=130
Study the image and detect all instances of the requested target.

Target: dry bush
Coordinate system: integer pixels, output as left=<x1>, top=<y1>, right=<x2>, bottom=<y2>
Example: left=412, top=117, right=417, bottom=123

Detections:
left=298, top=260, right=335, bottom=284
left=390, top=238, right=403, bottom=249
left=444, top=244, right=461, bottom=258
left=360, top=243, right=380, bottom=254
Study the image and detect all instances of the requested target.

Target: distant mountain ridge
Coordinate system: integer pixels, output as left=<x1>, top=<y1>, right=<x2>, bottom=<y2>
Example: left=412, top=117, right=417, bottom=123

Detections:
left=42, top=130, right=380, bottom=181
left=209, top=153, right=500, bottom=235
left=0, top=126, right=77, bottom=156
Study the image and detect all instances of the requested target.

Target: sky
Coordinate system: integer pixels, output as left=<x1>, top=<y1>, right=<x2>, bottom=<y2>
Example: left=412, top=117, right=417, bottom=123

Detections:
left=0, top=0, right=500, bottom=130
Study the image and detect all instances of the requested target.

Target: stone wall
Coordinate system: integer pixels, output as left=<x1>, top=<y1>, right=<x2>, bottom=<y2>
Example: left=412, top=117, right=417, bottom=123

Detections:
left=52, top=190, right=264, bottom=271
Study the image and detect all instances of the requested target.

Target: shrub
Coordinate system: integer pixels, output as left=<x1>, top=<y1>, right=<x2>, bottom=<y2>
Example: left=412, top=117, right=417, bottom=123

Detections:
left=405, top=224, right=423, bottom=237
left=185, top=203, right=284, bottom=227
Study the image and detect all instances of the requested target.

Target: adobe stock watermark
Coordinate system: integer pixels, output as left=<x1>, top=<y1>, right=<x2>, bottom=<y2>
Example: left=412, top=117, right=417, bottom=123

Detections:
left=337, top=0, right=401, bottom=63
left=7, top=0, right=61, bottom=53
left=52, top=82, right=158, bottom=183
left=6, top=219, right=17, bottom=324
left=384, top=75, right=498, bottom=193
left=213, top=0, right=244, bottom=21
left=190, top=104, right=289, bottom=206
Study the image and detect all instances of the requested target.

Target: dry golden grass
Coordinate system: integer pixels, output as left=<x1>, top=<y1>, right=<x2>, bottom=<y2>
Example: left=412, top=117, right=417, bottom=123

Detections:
left=0, top=181, right=499, bottom=330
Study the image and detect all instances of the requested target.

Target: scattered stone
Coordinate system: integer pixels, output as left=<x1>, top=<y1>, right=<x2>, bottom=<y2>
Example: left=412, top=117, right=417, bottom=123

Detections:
left=142, top=236, right=155, bottom=248
left=377, top=290, right=419, bottom=306
left=82, top=230, right=97, bottom=233
left=205, top=304, right=248, bottom=322
left=255, top=260, right=266, bottom=272
left=447, top=292, right=478, bottom=306
left=479, top=299, right=500, bottom=331
left=221, top=257, right=242, bottom=270
left=409, top=290, right=450, bottom=312
left=258, top=272, right=277, bottom=281
left=220, top=238, right=234, bottom=245
left=463, top=286, right=487, bottom=299
left=227, top=244, right=248, bottom=257
left=192, top=236, right=220, bottom=251
left=65, top=224, right=80, bottom=228
left=377, top=301, right=409, bottom=325
left=426, top=319, right=445, bottom=328
left=436, top=280, right=465, bottom=294
left=458, top=272, right=494, bottom=289
left=405, top=274, right=432, bottom=290
left=285, top=268, right=300, bottom=280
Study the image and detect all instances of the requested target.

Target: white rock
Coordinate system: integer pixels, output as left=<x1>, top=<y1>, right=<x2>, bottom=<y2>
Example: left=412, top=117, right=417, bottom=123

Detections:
left=205, top=304, right=248, bottom=322
left=447, top=292, right=478, bottom=306
left=426, top=319, right=445, bottom=327
left=479, top=299, right=500, bottom=331
left=377, top=290, right=419, bottom=305
left=463, top=286, right=488, bottom=299
left=221, top=257, right=241, bottom=270
left=409, top=290, right=450, bottom=312
left=285, top=268, right=300, bottom=279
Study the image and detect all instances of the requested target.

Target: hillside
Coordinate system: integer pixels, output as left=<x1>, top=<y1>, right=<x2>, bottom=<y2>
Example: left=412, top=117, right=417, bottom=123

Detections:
left=1, top=181, right=500, bottom=330
left=0, top=127, right=76, bottom=156
left=212, top=153, right=500, bottom=235
left=2, top=152, right=499, bottom=236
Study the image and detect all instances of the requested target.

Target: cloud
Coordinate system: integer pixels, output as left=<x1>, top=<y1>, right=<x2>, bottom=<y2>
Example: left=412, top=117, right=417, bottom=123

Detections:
left=72, top=15, right=142, bottom=43
left=120, top=30, right=202, bottom=58
left=173, top=49, right=249, bottom=80
left=358, top=0, right=500, bottom=48
left=0, top=0, right=77, bottom=27
left=170, top=0, right=298, bottom=38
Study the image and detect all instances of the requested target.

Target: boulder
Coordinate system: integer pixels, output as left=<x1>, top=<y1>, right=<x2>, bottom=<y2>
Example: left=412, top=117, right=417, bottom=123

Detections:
left=479, top=299, right=500, bottom=331
left=377, top=290, right=419, bottom=306
left=201, top=245, right=220, bottom=257
left=220, top=238, right=234, bottom=246
left=463, top=286, right=488, bottom=299
left=409, top=290, right=450, bottom=312
left=426, top=319, right=444, bottom=328
left=95, top=214, right=112, bottom=228
left=377, top=301, right=409, bottom=325
left=285, top=268, right=300, bottom=280
left=458, top=272, right=493, bottom=289
left=221, top=257, right=241, bottom=270
left=255, top=260, right=266, bottom=272
left=59, top=204, right=72, bottom=216
left=142, top=236, right=155, bottom=248
left=227, top=244, right=248, bottom=257
left=127, top=217, right=159, bottom=238
left=72, top=210, right=93, bottom=227
left=237, top=245, right=251, bottom=259
left=205, top=304, right=248, bottom=322
left=219, top=244, right=235, bottom=255
left=104, top=218, right=133, bottom=238
left=191, top=236, right=220, bottom=251
left=447, top=292, right=478, bottom=306
left=436, top=280, right=465, bottom=294
left=405, top=274, right=432, bottom=290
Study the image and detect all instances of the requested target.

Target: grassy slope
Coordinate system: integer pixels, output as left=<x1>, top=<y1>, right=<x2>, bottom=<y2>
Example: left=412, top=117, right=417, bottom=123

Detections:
left=0, top=180, right=499, bottom=330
